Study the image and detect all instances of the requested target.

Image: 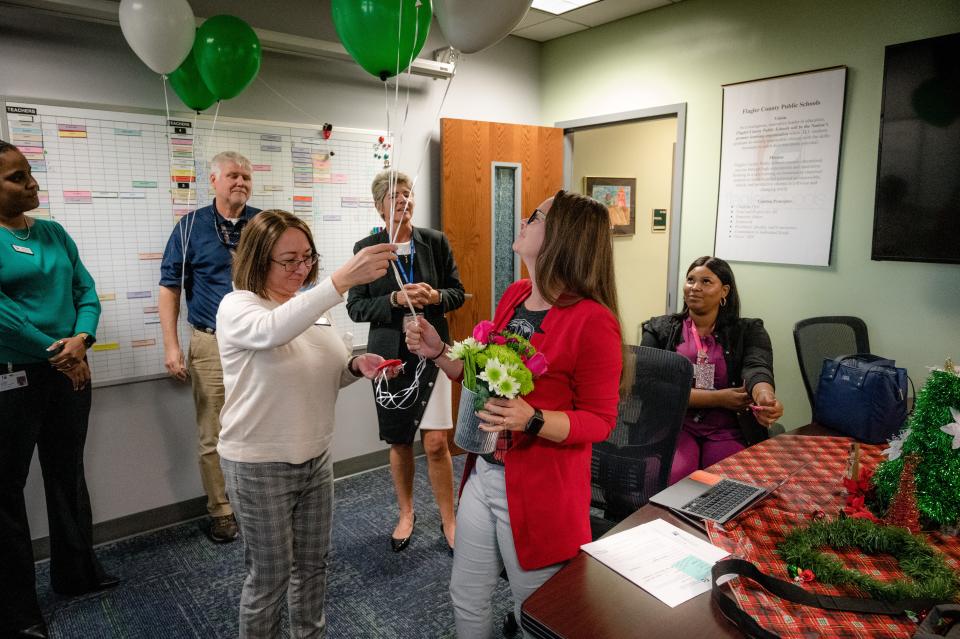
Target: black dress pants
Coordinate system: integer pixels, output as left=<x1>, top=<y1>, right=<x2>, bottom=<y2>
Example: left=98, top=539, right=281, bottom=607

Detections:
left=0, top=362, right=105, bottom=633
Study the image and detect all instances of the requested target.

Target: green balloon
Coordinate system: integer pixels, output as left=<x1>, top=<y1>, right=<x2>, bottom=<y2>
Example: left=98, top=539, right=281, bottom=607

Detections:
left=193, top=15, right=261, bottom=100
left=168, top=47, right=217, bottom=112
left=332, top=0, right=432, bottom=81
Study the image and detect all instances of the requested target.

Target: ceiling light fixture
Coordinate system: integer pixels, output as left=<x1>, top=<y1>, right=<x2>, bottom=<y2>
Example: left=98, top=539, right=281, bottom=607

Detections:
left=530, top=0, right=601, bottom=16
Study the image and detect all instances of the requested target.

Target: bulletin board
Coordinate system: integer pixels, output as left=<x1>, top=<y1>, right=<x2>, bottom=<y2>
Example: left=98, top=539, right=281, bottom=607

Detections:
left=1, top=97, right=386, bottom=387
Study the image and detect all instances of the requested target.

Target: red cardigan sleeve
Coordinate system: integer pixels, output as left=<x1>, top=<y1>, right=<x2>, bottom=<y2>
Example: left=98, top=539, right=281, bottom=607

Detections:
left=561, top=303, right=622, bottom=445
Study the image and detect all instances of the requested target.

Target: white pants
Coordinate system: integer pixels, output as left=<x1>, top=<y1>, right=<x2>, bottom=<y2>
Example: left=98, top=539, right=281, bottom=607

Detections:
left=450, top=457, right=564, bottom=638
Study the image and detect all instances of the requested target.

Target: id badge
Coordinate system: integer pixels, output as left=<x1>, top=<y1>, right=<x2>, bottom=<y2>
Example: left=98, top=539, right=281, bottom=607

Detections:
left=693, top=352, right=715, bottom=390
left=0, top=370, right=28, bottom=392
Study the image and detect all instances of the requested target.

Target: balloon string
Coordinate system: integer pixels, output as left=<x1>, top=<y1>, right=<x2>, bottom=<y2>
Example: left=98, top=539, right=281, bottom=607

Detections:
left=391, top=1, right=420, bottom=187
left=161, top=74, right=177, bottom=217
left=255, top=75, right=326, bottom=124
left=410, top=59, right=457, bottom=195
left=383, top=80, right=394, bottom=242
left=189, top=109, right=200, bottom=211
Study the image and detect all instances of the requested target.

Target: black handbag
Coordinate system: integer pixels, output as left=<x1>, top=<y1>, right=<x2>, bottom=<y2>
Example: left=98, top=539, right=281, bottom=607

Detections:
left=814, top=354, right=909, bottom=443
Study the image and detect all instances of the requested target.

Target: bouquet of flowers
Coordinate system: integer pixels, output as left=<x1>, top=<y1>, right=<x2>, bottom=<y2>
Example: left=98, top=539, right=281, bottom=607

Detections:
left=447, top=320, right=548, bottom=409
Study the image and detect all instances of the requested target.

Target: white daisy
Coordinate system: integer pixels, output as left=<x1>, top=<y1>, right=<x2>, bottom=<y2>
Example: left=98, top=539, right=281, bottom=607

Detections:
left=493, top=376, right=521, bottom=399
left=478, top=358, right=510, bottom=386
left=448, top=337, right=480, bottom=360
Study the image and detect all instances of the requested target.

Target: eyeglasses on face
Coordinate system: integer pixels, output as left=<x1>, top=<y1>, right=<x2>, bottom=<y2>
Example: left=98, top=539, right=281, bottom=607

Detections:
left=523, top=209, right=545, bottom=225
left=271, top=253, right=320, bottom=272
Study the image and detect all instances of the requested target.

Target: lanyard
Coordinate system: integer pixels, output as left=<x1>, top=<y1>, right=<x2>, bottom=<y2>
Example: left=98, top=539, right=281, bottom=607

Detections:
left=689, top=320, right=713, bottom=357
left=398, top=239, right=415, bottom=284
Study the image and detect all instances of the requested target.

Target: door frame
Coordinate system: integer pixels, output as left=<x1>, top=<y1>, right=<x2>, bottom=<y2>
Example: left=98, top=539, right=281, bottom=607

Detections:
left=556, top=103, right=687, bottom=315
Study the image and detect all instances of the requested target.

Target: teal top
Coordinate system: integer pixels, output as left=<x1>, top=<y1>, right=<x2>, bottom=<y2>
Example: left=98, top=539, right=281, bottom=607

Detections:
left=0, top=218, right=100, bottom=363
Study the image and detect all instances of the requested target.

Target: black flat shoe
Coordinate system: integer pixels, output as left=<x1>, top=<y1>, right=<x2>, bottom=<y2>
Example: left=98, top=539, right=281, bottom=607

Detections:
left=17, top=621, right=49, bottom=638
left=440, top=521, right=454, bottom=557
left=390, top=513, right=416, bottom=552
left=53, top=573, right=121, bottom=596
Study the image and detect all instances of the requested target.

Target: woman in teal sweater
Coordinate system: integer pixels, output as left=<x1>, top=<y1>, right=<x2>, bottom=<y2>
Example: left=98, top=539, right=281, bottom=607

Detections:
left=0, top=141, right=117, bottom=639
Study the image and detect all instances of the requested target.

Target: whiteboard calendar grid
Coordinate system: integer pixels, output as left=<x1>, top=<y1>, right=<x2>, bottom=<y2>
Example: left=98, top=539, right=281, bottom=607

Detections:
left=3, top=97, right=386, bottom=387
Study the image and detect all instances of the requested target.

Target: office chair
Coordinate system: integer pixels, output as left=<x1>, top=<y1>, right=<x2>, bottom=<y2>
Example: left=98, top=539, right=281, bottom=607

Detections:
left=793, top=316, right=870, bottom=413
left=590, top=345, right=693, bottom=538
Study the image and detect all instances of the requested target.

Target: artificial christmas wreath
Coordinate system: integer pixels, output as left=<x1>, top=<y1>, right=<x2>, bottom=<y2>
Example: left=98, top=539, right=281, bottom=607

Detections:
left=778, top=517, right=960, bottom=602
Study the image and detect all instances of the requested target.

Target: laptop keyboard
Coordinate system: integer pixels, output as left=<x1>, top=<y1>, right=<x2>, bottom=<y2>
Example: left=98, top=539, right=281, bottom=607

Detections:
left=681, top=479, right=762, bottom=521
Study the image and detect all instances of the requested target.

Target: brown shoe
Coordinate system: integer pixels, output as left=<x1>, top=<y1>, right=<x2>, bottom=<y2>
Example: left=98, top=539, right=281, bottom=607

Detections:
left=207, top=514, right=238, bottom=543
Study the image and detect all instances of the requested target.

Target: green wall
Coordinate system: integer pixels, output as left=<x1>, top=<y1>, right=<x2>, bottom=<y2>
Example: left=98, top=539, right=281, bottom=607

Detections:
left=541, top=0, right=960, bottom=426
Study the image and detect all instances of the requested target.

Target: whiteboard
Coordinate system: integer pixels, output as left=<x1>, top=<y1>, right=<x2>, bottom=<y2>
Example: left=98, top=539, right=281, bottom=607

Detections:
left=2, top=97, right=386, bottom=387
left=714, top=67, right=846, bottom=266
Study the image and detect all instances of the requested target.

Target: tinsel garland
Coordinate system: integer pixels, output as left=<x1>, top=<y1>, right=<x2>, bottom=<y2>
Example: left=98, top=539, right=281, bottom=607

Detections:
left=872, top=370, right=960, bottom=526
left=779, top=518, right=960, bottom=602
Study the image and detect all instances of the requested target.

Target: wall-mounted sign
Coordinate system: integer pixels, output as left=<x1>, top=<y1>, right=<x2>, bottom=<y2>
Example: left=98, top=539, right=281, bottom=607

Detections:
left=652, top=208, right=667, bottom=232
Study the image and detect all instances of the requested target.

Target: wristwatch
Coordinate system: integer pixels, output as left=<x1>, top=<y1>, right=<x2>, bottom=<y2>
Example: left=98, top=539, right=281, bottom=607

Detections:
left=524, top=408, right=545, bottom=436
left=76, top=333, right=96, bottom=348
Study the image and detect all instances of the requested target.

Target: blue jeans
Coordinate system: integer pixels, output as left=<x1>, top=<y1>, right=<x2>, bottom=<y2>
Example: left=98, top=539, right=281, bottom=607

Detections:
left=222, top=450, right=333, bottom=639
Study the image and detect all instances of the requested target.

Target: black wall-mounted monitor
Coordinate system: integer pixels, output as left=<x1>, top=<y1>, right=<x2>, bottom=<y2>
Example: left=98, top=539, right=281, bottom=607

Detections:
left=872, top=32, right=960, bottom=264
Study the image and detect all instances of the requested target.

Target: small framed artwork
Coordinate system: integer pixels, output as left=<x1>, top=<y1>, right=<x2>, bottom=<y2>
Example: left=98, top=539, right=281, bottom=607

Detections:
left=652, top=208, right=667, bottom=232
left=584, top=177, right=636, bottom=236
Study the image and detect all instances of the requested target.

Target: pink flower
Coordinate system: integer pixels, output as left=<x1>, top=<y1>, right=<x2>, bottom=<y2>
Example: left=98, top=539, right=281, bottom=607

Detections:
left=490, top=335, right=507, bottom=345
left=524, top=352, right=549, bottom=377
left=473, top=320, right=495, bottom=344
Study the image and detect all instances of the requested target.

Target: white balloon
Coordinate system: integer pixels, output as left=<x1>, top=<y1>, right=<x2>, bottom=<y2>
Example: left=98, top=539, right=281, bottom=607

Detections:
left=434, top=0, right=533, bottom=54
left=119, top=0, right=196, bottom=74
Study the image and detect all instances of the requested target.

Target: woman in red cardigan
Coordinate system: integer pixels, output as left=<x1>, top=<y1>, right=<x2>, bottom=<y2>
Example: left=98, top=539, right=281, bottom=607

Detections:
left=406, top=190, right=623, bottom=637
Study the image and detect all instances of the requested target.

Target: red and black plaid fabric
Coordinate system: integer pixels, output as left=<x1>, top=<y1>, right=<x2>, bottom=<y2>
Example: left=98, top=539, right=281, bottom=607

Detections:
left=493, top=431, right=513, bottom=463
left=704, top=435, right=960, bottom=638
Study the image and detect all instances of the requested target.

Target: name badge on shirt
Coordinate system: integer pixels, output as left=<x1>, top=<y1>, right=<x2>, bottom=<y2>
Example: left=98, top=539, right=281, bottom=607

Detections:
left=12, top=244, right=34, bottom=255
left=693, top=352, right=716, bottom=390
left=0, top=370, right=28, bottom=392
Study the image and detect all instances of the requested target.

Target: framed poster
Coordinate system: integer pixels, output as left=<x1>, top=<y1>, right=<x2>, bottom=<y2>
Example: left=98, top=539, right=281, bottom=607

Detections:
left=714, top=66, right=847, bottom=266
left=585, top=176, right=636, bottom=236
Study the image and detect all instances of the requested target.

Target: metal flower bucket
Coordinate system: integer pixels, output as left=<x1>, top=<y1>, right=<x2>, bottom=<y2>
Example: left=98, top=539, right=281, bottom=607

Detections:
left=454, top=384, right=497, bottom=454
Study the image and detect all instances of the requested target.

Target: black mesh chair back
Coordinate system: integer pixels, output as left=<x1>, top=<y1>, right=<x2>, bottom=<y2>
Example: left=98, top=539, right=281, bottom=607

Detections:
left=793, top=316, right=870, bottom=412
left=590, top=345, right=692, bottom=533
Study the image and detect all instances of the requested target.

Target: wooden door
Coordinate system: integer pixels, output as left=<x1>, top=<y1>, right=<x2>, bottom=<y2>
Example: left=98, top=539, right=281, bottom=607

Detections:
left=440, top=118, right=564, bottom=450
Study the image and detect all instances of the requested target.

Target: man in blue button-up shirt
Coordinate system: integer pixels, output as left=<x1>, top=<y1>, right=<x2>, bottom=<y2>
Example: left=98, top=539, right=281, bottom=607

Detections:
left=159, top=151, right=260, bottom=543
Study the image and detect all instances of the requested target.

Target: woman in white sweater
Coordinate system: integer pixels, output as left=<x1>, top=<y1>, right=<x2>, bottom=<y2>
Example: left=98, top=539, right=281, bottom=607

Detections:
left=216, top=209, right=396, bottom=638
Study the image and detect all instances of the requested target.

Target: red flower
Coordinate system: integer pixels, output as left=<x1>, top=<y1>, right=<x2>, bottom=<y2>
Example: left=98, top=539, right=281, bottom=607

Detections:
left=842, top=468, right=874, bottom=496
left=472, top=320, right=495, bottom=344
left=842, top=495, right=880, bottom=522
left=490, top=335, right=507, bottom=345
left=523, top=352, right=549, bottom=377
left=799, top=569, right=816, bottom=583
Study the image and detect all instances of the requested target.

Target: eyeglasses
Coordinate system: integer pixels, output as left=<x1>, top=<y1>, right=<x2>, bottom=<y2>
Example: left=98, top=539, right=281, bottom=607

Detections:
left=271, top=253, right=320, bottom=272
left=523, top=209, right=545, bottom=225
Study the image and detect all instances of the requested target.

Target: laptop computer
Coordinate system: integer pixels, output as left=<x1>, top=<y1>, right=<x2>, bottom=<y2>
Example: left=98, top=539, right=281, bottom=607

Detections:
left=649, top=463, right=807, bottom=524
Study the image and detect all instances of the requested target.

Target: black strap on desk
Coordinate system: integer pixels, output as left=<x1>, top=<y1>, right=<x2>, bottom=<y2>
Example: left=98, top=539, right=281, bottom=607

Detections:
left=711, top=558, right=947, bottom=639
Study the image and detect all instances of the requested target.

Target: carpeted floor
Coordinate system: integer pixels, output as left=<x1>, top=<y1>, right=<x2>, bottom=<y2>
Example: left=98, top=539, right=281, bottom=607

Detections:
left=35, top=455, right=514, bottom=638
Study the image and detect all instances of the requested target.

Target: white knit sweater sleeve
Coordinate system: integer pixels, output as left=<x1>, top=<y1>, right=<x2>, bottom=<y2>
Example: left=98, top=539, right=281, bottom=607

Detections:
left=217, top=277, right=345, bottom=350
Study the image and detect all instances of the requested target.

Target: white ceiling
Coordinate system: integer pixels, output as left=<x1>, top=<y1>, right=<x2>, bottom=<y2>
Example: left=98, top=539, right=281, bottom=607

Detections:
left=512, top=0, right=685, bottom=42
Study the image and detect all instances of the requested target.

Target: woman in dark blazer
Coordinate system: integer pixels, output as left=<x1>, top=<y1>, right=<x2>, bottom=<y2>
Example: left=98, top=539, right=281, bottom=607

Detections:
left=641, top=256, right=784, bottom=484
left=347, top=170, right=465, bottom=554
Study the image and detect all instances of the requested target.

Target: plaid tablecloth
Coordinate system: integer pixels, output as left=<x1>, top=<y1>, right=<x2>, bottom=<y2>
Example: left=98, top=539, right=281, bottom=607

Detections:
left=704, top=434, right=960, bottom=638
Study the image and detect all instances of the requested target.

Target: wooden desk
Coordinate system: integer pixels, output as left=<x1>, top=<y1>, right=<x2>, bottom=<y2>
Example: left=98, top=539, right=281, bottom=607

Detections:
left=521, top=424, right=835, bottom=639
